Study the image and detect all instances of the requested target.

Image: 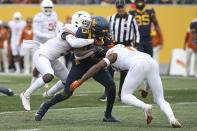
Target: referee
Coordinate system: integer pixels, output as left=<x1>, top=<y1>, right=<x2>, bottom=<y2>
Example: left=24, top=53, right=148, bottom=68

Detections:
left=98, top=0, right=140, bottom=101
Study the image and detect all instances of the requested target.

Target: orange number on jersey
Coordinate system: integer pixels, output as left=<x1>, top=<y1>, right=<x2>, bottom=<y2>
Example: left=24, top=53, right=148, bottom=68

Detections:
left=125, top=46, right=136, bottom=51
left=135, top=14, right=150, bottom=26
left=48, top=22, right=56, bottom=31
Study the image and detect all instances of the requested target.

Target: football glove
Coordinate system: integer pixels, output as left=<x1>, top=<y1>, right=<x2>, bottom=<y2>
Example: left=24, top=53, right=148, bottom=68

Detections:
left=70, top=80, right=82, bottom=92
left=139, top=89, right=148, bottom=98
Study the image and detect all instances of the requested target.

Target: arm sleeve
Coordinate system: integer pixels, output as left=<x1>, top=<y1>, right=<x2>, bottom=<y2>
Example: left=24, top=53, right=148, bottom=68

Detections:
left=66, top=34, right=94, bottom=48
left=132, top=17, right=140, bottom=43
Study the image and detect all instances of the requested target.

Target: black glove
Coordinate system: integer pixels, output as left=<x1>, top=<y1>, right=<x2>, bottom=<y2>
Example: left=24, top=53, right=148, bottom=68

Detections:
left=94, top=45, right=107, bottom=58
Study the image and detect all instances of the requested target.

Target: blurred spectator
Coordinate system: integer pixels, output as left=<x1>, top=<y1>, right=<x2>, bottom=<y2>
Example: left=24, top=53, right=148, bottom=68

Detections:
left=19, top=17, right=33, bottom=74
left=8, top=12, right=26, bottom=73
left=0, top=20, right=9, bottom=73
left=184, top=19, right=197, bottom=77
left=151, top=23, right=163, bottom=63
left=101, top=0, right=113, bottom=5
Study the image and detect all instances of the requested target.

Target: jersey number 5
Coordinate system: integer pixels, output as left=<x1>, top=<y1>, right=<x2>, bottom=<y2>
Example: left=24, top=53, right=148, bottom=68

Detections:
left=135, top=14, right=150, bottom=26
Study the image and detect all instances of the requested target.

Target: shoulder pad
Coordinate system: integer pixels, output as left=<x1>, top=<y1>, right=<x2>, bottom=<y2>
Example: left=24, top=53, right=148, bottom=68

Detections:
left=76, top=27, right=90, bottom=39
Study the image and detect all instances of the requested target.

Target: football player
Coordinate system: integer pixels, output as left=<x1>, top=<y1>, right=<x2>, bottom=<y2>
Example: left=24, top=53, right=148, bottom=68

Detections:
left=189, top=19, right=197, bottom=77
left=31, top=0, right=58, bottom=87
left=35, top=16, right=120, bottom=123
left=129, top=0, right=160, bottom=95
left=129, top=0, right=159, bottom=57
left=20, top=11, right=94, bottom=111
left=70, top=44, right=182, bottom=128
left=8, top=12, right=26, bottom=73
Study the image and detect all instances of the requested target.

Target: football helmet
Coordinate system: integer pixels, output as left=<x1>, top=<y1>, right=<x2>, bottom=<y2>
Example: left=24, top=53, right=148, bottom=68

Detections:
left=91, top=16, right=109, bottom=38
left=135, top=0, right=145, bottom=10
left=40, top=0, right=54, bottom=16
left=13, top=12, right=22, bottom=21
left=71, top=11, right=92, bottom=28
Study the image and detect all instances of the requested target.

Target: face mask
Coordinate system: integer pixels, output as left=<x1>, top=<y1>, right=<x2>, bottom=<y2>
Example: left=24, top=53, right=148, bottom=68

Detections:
left=136, top=2, right=145, bottom=10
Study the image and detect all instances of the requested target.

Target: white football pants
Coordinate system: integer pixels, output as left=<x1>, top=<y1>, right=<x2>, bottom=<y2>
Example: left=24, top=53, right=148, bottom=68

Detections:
left=33, top=50, right=68, bottom=82
left=24, top=50, right=68, bottom=97
left=186, top=48, right=197, bottom=77
left=121, top=58, right=176, bottom=121
left=23, top=48, right=33, bottom=74
left=153, top=45, right=161, bottom=63
left=0, top=41, right=8, bottom=73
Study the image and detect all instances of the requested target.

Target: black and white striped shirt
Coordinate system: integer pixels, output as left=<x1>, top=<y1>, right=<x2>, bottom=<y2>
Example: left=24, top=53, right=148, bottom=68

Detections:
left=108, top=13, right=140, bottom=46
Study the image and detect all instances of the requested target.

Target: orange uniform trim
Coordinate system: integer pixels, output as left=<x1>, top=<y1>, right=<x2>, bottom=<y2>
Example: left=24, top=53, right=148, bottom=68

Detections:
left=19, top=26, right=33, bottom=47
left=0, top=27, right=9, bottom=48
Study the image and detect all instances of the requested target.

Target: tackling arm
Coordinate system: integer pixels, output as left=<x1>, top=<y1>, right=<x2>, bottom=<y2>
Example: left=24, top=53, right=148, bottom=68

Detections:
left=69, top=53, right=117, bottom=91
left=65, top=34, right=94, bottom=48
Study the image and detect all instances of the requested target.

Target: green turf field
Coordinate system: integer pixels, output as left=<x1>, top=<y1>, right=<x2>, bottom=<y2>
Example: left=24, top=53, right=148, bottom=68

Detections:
left=0, top=74, right=197, bottom=131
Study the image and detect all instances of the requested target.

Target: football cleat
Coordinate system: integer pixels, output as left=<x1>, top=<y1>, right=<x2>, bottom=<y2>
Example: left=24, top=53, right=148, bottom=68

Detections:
left=170, top=118, right=182, bottom=128
left=144, top=104, right=153, bottom=124
left=42, top=91, right=54, bottom=98
left=20, top=92, right=31, bottom=111
left=35, top=103, right=49, bottom=121
left=103, top=115, right=120, bottom=122
left=98, top=95, right=107, bottom=102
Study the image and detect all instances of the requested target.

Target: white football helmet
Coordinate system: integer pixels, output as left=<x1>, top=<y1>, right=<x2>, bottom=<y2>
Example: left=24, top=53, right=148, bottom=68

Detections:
left=13, top=12, right=22, bottom=21
left=71, top=11, right=92, bottom=28
left=40, top=0, right=54, bottom=16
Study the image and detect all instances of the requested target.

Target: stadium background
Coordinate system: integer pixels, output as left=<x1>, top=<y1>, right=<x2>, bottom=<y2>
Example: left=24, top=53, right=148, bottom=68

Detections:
left=0, top=5, right=196, bottom=64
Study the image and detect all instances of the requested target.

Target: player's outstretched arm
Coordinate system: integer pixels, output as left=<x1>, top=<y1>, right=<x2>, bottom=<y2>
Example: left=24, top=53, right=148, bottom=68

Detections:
left=70, top=53, right=117, bottom=91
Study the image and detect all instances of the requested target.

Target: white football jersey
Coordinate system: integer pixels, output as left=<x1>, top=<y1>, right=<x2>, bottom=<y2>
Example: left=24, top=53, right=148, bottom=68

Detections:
left=37, top=24, right=77, bottom=61
left=106, top=45, right=152, bottom=71
left=33, top=12, right=58, bottom=43
left=8, top=20, right=26, bottom=45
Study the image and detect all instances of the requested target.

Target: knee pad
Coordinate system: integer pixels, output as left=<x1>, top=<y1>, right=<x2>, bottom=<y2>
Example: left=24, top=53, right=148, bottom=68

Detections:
left=43, top=73, right=54, bottom=83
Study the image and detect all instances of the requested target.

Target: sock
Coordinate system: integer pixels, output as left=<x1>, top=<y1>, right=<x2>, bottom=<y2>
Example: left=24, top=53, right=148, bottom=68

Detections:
left=105, top=86, right=116, bottom=118
left=47, top=80, right=64, bottom=96
left=157, top=99, right=175, bottom=121
left=24, top=77, right=45, bottom=98
left=14, top=62, right=20, bottom=72
left=46, top=93, right=64, bottom=107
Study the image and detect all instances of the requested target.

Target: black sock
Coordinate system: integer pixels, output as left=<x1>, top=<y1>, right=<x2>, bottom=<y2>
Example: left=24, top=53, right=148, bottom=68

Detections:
left=46, top=93, right=64, bottom=107
left=105, top=85, right=116, bottom=118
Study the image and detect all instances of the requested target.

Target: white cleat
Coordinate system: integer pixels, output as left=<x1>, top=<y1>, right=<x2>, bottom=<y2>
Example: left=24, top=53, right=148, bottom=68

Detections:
left=42, top=91, right=54, bottom=99
left=144, top=104, right=153, bottom=124
left=20, top=92, right=31, bottom=111
left=170, top=118, right=182, bottom=128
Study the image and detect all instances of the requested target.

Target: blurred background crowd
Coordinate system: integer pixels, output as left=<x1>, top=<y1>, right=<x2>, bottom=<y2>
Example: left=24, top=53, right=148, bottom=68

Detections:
left=0, top=0, right=197, bottom=4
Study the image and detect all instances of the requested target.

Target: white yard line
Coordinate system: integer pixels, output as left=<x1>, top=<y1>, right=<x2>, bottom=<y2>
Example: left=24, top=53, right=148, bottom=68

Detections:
left=17, top=129, right=40, bottom=131
left=0, top=102, right=197, bottom=115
